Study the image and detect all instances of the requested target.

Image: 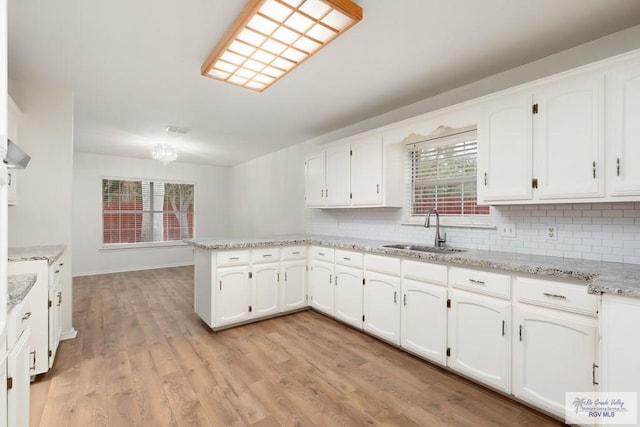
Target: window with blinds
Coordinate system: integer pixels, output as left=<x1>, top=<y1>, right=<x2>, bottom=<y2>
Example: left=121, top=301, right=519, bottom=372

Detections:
left=406, top=129, right=489, bottom=218
left=102, top=179, right=194, bottom=245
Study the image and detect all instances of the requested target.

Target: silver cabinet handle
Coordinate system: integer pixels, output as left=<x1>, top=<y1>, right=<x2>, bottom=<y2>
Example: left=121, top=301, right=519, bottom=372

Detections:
left=292, top=251, right=300, bottom=255
left=501, top=320, right=505, bottom=336
left=335, top=276, right=338, bottom=286
left=393, top=291, right=397, bottom=303
left=343, top=257, right=351, bottom=261
left=376, top=184, right=380, bottom=194
left=593, top=161, right=596, bottom=179
left=617, top=157, right=621, bottom=176
left=30, top=350, right=36, bottom=370
left=318, top=252, right=325, bottom=256
left=468, top=279, right=485, bottom=285
left=284, top=272, right=288, bottom=281
left=277, top=273, right=280, bottom=282
left=519, top=325, right=523, bottom=341
left=329, top=274, right=332, bottom=284
left=229, top=257, right=240, bottom=261
left=321, top=189, right=324, bottom=197
left=543, top=292, right=566, bottom=300
left=262, top=254, right=272, bottom=258
left=403, top=294, right=407, bottom=306
left=57, top=292, right=62, bottom=305
left=22, top=312, right=32, bottom=321
left=484, top=172, right=488, bottom=186
left=592, top=363, right=599, bottom=386
left=55, top=270, right=60, bottom=274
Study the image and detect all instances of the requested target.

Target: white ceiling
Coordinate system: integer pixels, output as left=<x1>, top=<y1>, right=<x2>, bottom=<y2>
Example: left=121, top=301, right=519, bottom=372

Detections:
left=8, top=0, right=640, bottom=166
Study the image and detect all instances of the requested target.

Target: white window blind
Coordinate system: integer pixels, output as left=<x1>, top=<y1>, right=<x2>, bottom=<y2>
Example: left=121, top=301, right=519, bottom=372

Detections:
left=102, top=179, right=195, bottom=245
left=406, top=129, right=489, bottom=218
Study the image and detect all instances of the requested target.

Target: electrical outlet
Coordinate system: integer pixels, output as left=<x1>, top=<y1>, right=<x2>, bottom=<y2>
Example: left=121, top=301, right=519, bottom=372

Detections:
left=499, top=223, right=516, bottom=238
left=546, top=226, right=558, bottom=241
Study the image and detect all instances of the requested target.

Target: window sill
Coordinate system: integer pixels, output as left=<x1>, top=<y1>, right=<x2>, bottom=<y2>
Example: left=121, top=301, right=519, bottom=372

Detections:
left=402, top=216, right=495, bottom=230
left=99, top=241, right=190, bottom=251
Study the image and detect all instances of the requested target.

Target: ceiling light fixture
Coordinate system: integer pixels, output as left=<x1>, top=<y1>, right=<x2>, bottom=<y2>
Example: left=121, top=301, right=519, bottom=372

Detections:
left=201, top=0, right=363, bottom=92
left=152, top=144, right=178, bottom=165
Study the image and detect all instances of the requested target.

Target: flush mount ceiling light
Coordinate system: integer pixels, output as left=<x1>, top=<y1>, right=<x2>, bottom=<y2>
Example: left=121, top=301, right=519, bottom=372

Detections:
left=201, top=0, right=363, bottom=92
left=152, top=144, right=178, bottom=165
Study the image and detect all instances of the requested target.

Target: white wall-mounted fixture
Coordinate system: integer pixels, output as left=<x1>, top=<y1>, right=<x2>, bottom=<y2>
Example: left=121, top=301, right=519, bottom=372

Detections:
left=201, top=0, right=363, bottom=92
left=152, top=144, right=178, bottom=165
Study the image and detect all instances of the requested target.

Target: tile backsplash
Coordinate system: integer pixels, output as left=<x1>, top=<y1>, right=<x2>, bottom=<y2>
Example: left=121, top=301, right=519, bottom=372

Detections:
left=305, top=202, right=640, bottom=264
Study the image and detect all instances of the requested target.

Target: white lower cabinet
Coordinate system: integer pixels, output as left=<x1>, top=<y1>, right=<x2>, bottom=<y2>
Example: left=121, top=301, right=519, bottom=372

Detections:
left=600, top=294, right=640, bottom=414
left=0, top=353, right=7, bottom=427
left=401, top=278, right=448, bottom=366
left=215, top=265, right=251, bottom=327
left=280, top=260, right=307, bottom=312
left=512, top=305, right=597, bottom=418
left=447, top=289, right=511, bottom=393
left=252, top=262, right=280, bottom=318
left=363, top=270, right=401, bottom=345
left=308, top=260, right=334, bottom=316
left=7, top=331, right=30, bottom=427
left=334, top=264, right=363, bottom=329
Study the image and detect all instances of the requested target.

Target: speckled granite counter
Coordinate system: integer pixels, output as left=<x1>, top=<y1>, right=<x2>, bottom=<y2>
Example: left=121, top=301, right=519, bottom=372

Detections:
left=8, top=274, right=37, bottom=306
left=187, top=234, right=640, bottom=297
left=8, top=245, right=65, bottom=264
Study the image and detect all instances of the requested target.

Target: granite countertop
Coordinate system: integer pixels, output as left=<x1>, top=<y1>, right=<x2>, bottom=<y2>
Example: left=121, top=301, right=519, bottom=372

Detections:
left=8, top=245, right=65, bottom=264
left=8, top=273, right=37, bottom=306
left=187, top=234, right=640, bottom=297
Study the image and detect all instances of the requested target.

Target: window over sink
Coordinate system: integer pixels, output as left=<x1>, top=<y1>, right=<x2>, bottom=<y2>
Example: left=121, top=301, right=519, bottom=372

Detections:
left=405, top=128, right=491, bottom=227
left=102, top=178, right=194, bottom=246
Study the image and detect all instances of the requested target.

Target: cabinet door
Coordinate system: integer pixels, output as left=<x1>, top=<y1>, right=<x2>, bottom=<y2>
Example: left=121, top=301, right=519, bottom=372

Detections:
left=448, top=290, right=511, bottom=393
left=513, top=306, right=597, bottom=418
left=477, top=91, right=533, bottom=202
left=326, top=144, right=351, bottom=206
left=0, top=354, right=8, bottom=427
left=281, top=260, right=307, bottom=312
left=252, top=262, right=280, bottom=318
left=401, top=278, right=448, bottom=366
left=363, top=271, right=400, bottom=345
left=350, top=136, right=383, bottom=206
left=309, top=260, right=334, bottom=316
left=607, top=57, right=640, bottom=196
left=334, top=265, right=363, bottom=329
left=7, top=331, right=30, bottom=427
left=304, top=151, right=326, bottom=207
left=215, top=266, right=251, bottom=327
left=534, top=73, right=604, bottom=199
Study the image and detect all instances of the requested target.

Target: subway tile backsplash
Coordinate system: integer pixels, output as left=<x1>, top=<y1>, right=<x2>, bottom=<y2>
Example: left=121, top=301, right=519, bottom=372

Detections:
left=305, top=202, right=640, bottom=264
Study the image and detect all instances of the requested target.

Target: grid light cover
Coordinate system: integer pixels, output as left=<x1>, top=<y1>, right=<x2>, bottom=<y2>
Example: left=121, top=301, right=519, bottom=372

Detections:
left=201, top=0, right=363, bottom=92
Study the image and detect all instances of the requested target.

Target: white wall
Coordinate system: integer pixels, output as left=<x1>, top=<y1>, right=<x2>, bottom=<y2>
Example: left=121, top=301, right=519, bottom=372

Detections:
left=72, top=152, right=230, bottom=276
left=8, top=80, right=75, bottom=335
left=229, top=25, right=640, bottom=264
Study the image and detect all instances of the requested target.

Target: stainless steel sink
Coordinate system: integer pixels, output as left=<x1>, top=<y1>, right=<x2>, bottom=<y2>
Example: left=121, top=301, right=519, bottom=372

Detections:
left=383, top=244, right=466, bottom=254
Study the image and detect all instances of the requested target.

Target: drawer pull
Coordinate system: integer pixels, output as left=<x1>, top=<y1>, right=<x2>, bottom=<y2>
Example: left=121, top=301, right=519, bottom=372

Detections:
left=502, top=320, right=505, bottom=336
left=468, top=279, right=485, bottom=285
left=343, top=257, right=351, bottom=261
left=404, top=294, right=407, bottom=306
left=292, top=251, right=300, bottom=255
left=519, top=325, right=523, bottom=341
left=394, top=291, right=397, bottom=303
left=262, top=254, right=272, bottom=258
left=228, top=257, right=240, bottom=261
left=55, top=270, right=60, bottom=274
left=22, top=312, right=32, bottom=321
left=543, top=292, right=567, bottom=300
left=318, top=252, right=325, bottom=256
left=592, top=363, right=599, bottom=386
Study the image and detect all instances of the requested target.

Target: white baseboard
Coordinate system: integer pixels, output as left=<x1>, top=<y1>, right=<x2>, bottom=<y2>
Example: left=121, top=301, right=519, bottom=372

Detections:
left=72, top=262, right=194, bottom=277
left=61, top=328, right=78, bottom=341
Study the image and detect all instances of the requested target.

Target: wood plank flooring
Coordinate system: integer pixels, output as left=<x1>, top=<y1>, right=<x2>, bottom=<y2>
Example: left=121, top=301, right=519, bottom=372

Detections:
left=30, top=266, right=564, bottom=426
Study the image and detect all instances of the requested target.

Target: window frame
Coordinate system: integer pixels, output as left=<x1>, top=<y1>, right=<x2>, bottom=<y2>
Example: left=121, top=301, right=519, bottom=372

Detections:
left=403, top=127, right=493, bottom=228
left=100, top=176, right=196, bottom=250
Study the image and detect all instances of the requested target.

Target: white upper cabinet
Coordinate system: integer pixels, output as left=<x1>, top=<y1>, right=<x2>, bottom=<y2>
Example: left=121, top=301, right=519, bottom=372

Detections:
left=607, top=55, right=640, bottom=197
left=326, top=144, right=351, bottom=206
left=304, top=151, right=326, bottom=207
left=304, top=133, right=403, bottom=208
left=478, top=72, right=605, bottom=204
left=534, top=73, right=604, bottom=200
left=350, top=136, right=383, bottom=206
left=477, top=91, right=533, bottom=202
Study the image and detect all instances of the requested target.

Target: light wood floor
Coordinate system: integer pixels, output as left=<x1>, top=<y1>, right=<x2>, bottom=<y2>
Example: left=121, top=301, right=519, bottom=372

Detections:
left=30, top=266, right=563, bottom=426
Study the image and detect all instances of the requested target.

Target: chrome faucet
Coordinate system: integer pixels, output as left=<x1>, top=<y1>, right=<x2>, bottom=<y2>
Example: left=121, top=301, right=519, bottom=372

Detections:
left=424, top=208, right=446, bottom=248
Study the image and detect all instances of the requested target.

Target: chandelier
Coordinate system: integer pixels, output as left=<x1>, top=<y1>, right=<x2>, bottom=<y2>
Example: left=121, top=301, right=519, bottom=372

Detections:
left=152, top=144, right=178, bottom=165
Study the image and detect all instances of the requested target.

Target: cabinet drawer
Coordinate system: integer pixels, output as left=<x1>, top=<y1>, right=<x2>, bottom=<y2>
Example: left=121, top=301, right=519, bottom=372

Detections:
left=7, top=298, right=31, bottom=349
left=310, top=246, right=334, bottom=262
left=216, top=250, right=250, bottom=267
left=364, top=254, right=401, bottom=276
left=402, top=260, right=447, bottom=286
left=281, top=246, right=306, bottom=260
left=251, top=247, right=280, bottom=263
left=450, top=267, right=511, bottom=299
left=514, top=276, right=597, bottom=316
left=335, top=250, right=363, bottom=268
